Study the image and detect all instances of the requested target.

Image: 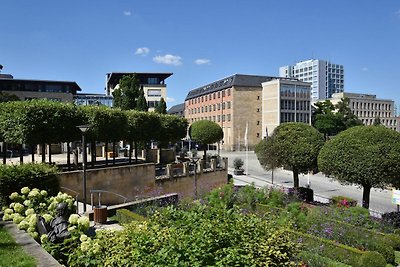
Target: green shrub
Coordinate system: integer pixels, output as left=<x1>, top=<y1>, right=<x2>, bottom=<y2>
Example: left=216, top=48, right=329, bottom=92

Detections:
left=115, top=209, right=146, bottom=224
left=357, top=251, right=386, bottom=267
left=295, top=187, right=314, bottom=202
left=385, top=233, right=400, bottom=250
left=0, top=163, right=59, bottom=206
left=207, top=183, right=236, bottom=209
left=298, top=251, right=351, bottom=267
left=292, top=231, right=365, bottom=266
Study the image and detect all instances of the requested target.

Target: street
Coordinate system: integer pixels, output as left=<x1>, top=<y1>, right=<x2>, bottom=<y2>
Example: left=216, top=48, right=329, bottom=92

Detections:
left=218, top=150, right=397, bottom=214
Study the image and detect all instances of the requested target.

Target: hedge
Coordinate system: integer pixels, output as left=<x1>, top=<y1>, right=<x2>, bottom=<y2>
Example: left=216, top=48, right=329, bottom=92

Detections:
left=115, top=209, right=146, bottom=224
left=0, top=163, right=59, bottom=206
left=298, top=251, right=351, bottom=267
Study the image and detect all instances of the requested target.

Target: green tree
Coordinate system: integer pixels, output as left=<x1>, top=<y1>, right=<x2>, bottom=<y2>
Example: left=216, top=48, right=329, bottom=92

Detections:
left=335, top=97, right=363, bottom=129
left=0, top=92, right=19, bottom=103
left=318, top=125, right=400, bottom=209
left=112, top=74, right=140, bottom=110
left=256, top=123, right=324, bottom=188
left=190, top=120, right=223, bottom=159
left=136, top=89, right=148, bottom=111
left=373, top=116, right=381, bottom=126
left=155, top=97, right=167, bottom=114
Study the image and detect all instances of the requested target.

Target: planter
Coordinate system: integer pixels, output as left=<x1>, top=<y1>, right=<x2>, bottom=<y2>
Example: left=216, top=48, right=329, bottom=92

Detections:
left=234, top=169, right=244, bottom=175
left=93, top=205, right=108, bottom=224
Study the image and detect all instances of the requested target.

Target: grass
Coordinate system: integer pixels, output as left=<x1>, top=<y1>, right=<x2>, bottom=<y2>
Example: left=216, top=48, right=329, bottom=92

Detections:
left=0, top=224, right=36, bottom=267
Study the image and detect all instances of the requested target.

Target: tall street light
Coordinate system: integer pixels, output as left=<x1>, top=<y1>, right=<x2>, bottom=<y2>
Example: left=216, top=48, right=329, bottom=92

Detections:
left=77, top=125, right=91, bottom=212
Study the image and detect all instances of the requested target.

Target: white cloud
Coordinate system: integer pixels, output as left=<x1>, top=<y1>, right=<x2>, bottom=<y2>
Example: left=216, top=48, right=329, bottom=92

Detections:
left=166, top=97, right=176, bottom=103
left=194, top=58, right=211, bottom=65
left=135, top=47, right=150, bottom=56
left=153, top=54, right=182, bottom=66
left=123, top=11, right=131, bottom=16
left=361, top=67, right=368, bottom=72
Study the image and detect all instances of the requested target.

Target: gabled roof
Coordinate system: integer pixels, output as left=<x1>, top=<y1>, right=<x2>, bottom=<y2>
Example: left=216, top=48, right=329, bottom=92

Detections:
left=167, top=103, right=185, bottom=114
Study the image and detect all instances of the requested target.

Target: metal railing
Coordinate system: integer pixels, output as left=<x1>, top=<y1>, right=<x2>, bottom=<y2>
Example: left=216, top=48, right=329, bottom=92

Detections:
left=60, top=186, right=80, bottom=214
left=90, top=189, right=128, bottom=209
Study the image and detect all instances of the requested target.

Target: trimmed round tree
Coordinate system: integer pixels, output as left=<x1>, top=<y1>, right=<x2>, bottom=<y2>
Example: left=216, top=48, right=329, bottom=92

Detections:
left=256, top=122, right=324, bottom=188
left=190, top=120, right=223, bottom=159
left=318, top=125, right=400, bottom=209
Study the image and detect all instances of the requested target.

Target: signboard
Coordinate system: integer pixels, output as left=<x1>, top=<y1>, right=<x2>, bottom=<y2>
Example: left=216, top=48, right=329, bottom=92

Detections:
left=392, top=189, right=400, bottom=205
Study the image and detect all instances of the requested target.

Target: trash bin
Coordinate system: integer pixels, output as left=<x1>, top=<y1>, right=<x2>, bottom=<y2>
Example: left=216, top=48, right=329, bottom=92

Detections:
left=93, top=205, right=108, bottom=224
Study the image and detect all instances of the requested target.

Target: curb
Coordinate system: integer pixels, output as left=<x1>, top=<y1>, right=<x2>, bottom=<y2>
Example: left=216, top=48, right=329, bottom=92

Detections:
left=0, top=219, right=62, bottom=267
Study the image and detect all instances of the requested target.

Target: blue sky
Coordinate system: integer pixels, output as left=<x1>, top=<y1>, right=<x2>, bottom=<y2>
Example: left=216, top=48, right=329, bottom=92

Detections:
left=1, top=1, right=400, bottom=110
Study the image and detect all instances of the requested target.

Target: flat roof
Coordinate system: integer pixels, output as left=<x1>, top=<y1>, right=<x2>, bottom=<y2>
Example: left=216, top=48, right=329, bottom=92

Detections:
left=106, top=72, right=173, bottom=86
left=0, top=77, right=82, bottom=92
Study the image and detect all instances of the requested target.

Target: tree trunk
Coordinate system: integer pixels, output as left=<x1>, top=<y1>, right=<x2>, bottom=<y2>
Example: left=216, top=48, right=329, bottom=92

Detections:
left=67, top=142, right=71, bottom=170
left=105, top=141, right=108, bottom=166
left=112, top=141, right=116, bottom=165
left=30, top=144, right=35, bottom=163
left=293, top=170, right=299, bottom=188
left=129, top=141, right=133, bottom=164
left=41, top=144, right=46, bottom=163
left=19, top=144, right=23, bottom=164
left=203, top=147, right=207, bottom=160
left=134, top=141, right=138, bottom=164
left=3, top=142, right=7, bottom=164
left=91, top=142, right=96, bottom=167
left=362, top=185, right=371, bottom=209
left=48, top=144, right=52, bottom=163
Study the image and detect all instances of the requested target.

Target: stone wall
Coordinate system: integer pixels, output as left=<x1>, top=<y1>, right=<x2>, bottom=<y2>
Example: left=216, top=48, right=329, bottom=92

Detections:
left=59, top=158, right=228, bottom=206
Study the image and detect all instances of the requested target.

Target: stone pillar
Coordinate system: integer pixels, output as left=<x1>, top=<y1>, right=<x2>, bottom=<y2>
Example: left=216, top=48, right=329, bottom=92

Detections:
left=223, top=157, right=228, bottom=170
left=198, top=160, right=204, bottom=174
left=211, top=159, right=217, bottom=172
left=183, top=162, right=189, bottom=176
left=166, top=164, right=173, bottom=178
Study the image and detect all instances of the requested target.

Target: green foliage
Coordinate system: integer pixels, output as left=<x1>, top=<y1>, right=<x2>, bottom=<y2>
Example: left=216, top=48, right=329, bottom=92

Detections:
left=69, top=204, right=297, bottom=267
left=0, top=224, right=37, bottom=267
left=233, top=157, right=244, bottom=169
left=115, top=209, right=146, bottom=224
left=112, top=74, right=140, bottom=110
left=136, top=89, right=148, bottom=111
left=190, top=119, right=223, bottom=146
left=255, top=136, right=280, bottom=171
left=0, top=163, right=59, bottom=206
left=157, top=113, right=188, bottom=147
left=292, top=230, right=367, bottom=266
left=298, top=251, right=351, bottom=267
left=330, top=195, right=357, bottom=207
left=154, top=97, right=167, bottom=114
left=318, top=125, right=400, bottom=208
left=256, top=122, right=324, bottom=187
left=0, top=91, right=20, bottom=103
left=357, top=251, right=386, bottom=267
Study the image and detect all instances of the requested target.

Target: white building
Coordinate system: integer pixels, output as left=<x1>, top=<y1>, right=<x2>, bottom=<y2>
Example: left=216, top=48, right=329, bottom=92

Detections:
left=279, top=59, right=344, bottom=101
left=105, top=72, right=172, bottom=111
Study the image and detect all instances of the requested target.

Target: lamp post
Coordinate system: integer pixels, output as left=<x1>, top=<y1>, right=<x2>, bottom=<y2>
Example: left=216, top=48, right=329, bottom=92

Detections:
left=77, top=125, right=91, bottom=212
left=190, top=155, right=200, bottom=198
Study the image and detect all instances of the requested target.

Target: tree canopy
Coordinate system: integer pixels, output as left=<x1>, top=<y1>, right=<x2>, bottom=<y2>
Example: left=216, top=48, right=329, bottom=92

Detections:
left=312, top=98, right=362, bottom=139
left=318, top=125, right=400, bottom=208
left=155, top=97, right=167, bottom=114
left=190, top=120, right=223, bottom=158
left=255, top=122, right=324, bottom=188
left=112, top=74, right=141, bottom=110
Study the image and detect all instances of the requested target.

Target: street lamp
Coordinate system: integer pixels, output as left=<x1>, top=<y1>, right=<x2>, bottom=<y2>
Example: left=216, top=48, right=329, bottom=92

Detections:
left=77, top=125, right=91, bottom=212
left=190, top=155, right=200, bottom=198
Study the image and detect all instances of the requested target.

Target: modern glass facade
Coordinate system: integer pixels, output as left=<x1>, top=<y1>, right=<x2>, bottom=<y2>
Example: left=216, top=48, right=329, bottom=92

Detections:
left=74, top=94, right=113, bottom=107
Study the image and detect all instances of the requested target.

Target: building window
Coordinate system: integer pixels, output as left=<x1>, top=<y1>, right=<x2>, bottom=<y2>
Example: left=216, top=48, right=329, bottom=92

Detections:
left=257, top=95, right=260, bottom=100
left=222, top=102, right=226, bottom=110
left=218, top=92, right=221, bottom=98
left=227, top=89, right=231, bottom=96
left=227, top=101, right=231, bottom=109
left=257, top=121, right=260, bottom=125
left=147, top=89, right=161, bottom=97
left=213, top=93, right=216, bottom=99
left=147, top=77, right=159, bottom=84
left=256, top=133, right=260, bottom=138
left=213, top=104, right=216, bottom=111
left=227, top=114, right=231, bottom=121
left=218, top=103, right=221, bottom=110
left=222, top=90, right=225, bottom=97
left=257, top=108, right=260, bottom=112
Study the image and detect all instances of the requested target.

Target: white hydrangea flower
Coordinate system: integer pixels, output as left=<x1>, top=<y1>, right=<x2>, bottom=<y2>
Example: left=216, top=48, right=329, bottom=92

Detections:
left=42, top=214, right=53, bottom=223
left=4, top=208, right=13, bottom=215
left=23, top=199, right=31, bottom=207
left=21, top=187, right=30, bottom=195
left=68, top=214, right=80, bottom=225
left=80, top=241, right=90, bottom=252
left=25, top=208, right=35, bottom=216
left=67, top=225, right=77, bottom=232
left=18, top=220, right=29, bottom=230
left=79, top=234, right=88, bottom=242
left=13, top=203, right=25, bottom=213
left=40, top=190, right=48, bottom=197
left=28, top=189, right=40, bottom=199
left=9, top=203, right=15, bottom=209
left=9, top=192, right=20, bottom=201
left=3, top=214, right=10, bottom=221
left=40, top=234, right=48, bottom=243
left=13, top=214, right=24, bottom=224
left=77, top=216, right=90, bottom=230
left=29, top=232, right=39, bottom=240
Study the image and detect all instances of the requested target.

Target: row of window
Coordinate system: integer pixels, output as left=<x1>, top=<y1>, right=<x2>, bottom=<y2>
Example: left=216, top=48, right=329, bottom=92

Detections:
left=362, top=118, right=397, bottom=127
left=280, top=100, right=310, bottom=111
left=280, top=112, right=310, bottom=124
left=280, top=85, right=310, bottom=98
left=355, top=111, right=392, bottom=118
left=188, top=101, right=232, bottom=114
left=352, top=102, right=392, bottom=111
left=190, top=114, right=231, bottom=123
left=187, top=89, right=231, bottom=105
